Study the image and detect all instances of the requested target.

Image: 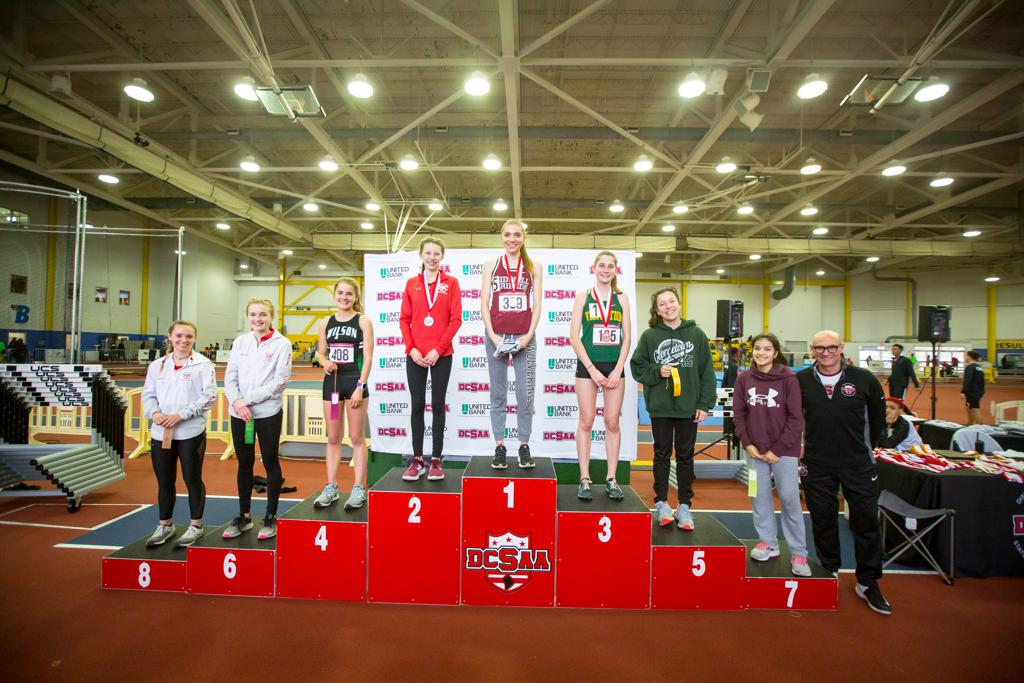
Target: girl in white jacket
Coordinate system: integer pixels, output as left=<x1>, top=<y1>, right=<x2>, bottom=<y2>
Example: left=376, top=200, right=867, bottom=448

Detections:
left=141, top=320, right=217, bottom=548
left=223, top=298, right=293, bottom=541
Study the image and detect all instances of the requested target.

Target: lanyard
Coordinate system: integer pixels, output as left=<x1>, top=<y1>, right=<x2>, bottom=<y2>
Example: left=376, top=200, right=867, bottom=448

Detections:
left=423, top=272, right=440, bottom=311
left=503, top=254, right=522, bottom=291
left=592, top=287, right=613, bottom=326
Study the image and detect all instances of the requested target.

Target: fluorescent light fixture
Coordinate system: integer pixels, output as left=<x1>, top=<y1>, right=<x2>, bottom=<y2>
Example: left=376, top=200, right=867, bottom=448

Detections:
left=240, top=155, right=260, bottom=172
left=318, top=155, right=338, bottom=172
left=365, top=201, right=380, bottom=211
left=428, top=199, right=444, bottom=212
left=399, top=154, right=419, bottom=171
left=661, top=224, right=676, bottom=232
left=749, top=254, right=761, bottom=260
left=493, top=198, right=508, bottom=211
left=633, top=154, right=653, bottom=172
left=174, top=250, right=187, bottom=255
left=123, top=77, right=154, bottom=103
left=716, top=268, right=725, bottom=274
left=678, top=71, right=706, bottom=98
left=914, top=82, right=949, bottom=102
left=800, top=205, right=819, bottom=216
left=360, top=221, right=374, bottom=230
left=800, top=159, right=822, bottom=175
left=97, top=174, right=119, bottom=184
left=716, top=157, right=737, bottom=173
left=234, top=77, right=258, bottom=101
left=215, top=222, right=230, bottom=230
left=464, top=72, right=490, bottom=96
left=672, top=202, right=689, bottom=214
left=281, top=249, right=294, bottom=256
left=866, top=256, right=880, bottom=263
left=816, top=269, right=826, bottom=276
left=737, top=204, right=754, bottom=215
left=609, top=200, right=625, bottom=213
left=984, top=275, right=1000, bottom=282
left=962, top=229, right=981, bottom=238
left=346, top=73, right=373, bottom=99
left=318, top=263, right=326, bottom=269
left=482, top=153, right=502, bottom=170
left=303, top=202, right=318, bottom=212
left=812, top=226, right=829, bottom=235
left=797, top=74, right=828, bottom=99
left=239, top=263, right=249, bottom=269
left=930, top=176, right=954, bottom=188
left=881, top=163, right=906, bottom=176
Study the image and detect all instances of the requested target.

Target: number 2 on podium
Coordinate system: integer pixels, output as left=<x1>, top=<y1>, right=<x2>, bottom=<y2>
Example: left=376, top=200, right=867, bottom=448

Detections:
left=408, top=496, right=422, bottom=524
left=503, top=481, right=514, bottom=508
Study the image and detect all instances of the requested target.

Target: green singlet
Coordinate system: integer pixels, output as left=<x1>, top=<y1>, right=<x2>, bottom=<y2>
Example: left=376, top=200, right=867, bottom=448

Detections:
left=580, top=288, right=624, bottom=363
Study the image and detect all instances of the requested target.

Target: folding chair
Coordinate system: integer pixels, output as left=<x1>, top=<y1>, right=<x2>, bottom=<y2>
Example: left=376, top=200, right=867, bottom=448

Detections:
left=878, top=490, right=956, bottom=585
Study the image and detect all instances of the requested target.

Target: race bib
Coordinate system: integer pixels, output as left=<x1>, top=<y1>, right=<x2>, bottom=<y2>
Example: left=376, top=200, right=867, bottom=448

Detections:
left=592, top=325, right=621, bottom=346
left=498, top=292, right=528, bottom=312
left=328, top=343, right=355, bottom=364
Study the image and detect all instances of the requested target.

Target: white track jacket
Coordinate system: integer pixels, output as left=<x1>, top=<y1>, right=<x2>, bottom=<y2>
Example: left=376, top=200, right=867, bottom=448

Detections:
left=224, top=329, right=293, bottom=419
left=141, top=352, right=217, bottom=441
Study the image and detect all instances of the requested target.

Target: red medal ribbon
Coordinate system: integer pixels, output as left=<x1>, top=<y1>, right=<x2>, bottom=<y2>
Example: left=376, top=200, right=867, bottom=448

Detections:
left=503, top=254, right=522, bottom=291
left=592, top=287, right=613, bottom=327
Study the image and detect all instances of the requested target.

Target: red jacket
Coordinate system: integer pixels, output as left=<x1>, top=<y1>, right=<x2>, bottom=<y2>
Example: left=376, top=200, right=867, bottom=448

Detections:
left=400, top=271, right=463, bottom=356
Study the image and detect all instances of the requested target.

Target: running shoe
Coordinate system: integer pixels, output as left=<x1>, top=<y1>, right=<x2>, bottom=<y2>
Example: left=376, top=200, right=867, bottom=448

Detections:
left=145, top=523, right=175, bottom=548
left=257, top=515, right=276, bottom=541
left=427, top=458, right=445, bottom=481
left=855, top=583, right=892, bottom=616
left=403, top=457, right=426, bottom=481
left=605, top=479, right=624, bottom=501
left=344, top=484, right=367, bottom=509
left=750, top=541, right=781, bottom=561
left=518, top=444, right=535, bottom=469
left=577, top=478, right=593, bottom=501
left=314, top=482, right=339, bottom=509
left=491, top=444, right=508, bottom=470
left=655, top=501, right=674, bottom=527
left=791, top=556, right=812, bottom=577
left=174, top=524, right=204, bottom=548
left=675, top=504, right=695, bottom=531
left=222, top=515, right=253, bottom=539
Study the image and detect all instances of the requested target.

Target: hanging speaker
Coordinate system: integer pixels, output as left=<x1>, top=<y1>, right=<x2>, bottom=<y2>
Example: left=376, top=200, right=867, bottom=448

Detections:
left=717, top=300, right=744, bottom=338
left=917, top=305, right=951, bottom=342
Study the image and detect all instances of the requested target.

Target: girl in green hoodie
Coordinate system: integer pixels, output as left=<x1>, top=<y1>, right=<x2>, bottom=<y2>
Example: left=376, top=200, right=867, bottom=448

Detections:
left=630, top=288, right=716, bottom=530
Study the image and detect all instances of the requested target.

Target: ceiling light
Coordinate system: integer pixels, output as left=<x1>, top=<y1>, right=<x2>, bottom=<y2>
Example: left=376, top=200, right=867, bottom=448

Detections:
left=240, top=155, right=260, bottom=172
left=215, top=222, right=230, bottom=230
left=672, top=202, right=689, bottom=214
left=737, top=204, right=754, bottom=215
left=318, top=263, right=326, bottom=270
left=609, top=200, right=625, bottom=213
left=930, top=176, right=954, bottom=188
left=678, top=71, right=706, bottom=98
left=318, top=155, right=338, bottom=172
left=281, top=249, right=294, bottom=256
left=797, top=74, right=828, bottom=100
left=123, top=77, right=154, bottom=103
left=239, top=263, right=249, bottom=269
left=633, top=154, right=653, bottom=172
left=464, top=72, right=490, bottom=96
left=428, top=199, right=444, bottom=212
left=749, top=254, right=761, bottom=260
left=482, top=153, right=502, bottom=170
left=360, top=221, right=374, bottom=230
left=881, top=162, right=906, bottom=176
left=962, top=229, right=981, bottom=238
left=174, top=250, right=187, bottom=255
left=914, top=82, right=949, bottom=102
left=800, top=159, right=822, bottom=175
left=346, top=73, right=373, bottom=99
left=716, top=157, right=737, bottom=174
left=635, top=252, right=644, bottom=258
left=816, top=269, right=826, bottom=276
left=716, top=268, right=725, bottom=274
left=97, top=174, right=119, bottom=184
left=866, top=256, right=880, bottom=263
left=661, top=224, right=676, bottom=232
left=399, top=154, right=419, bottom=171
left=812, top=226, right=829, bottom=235
left=984, top=275, right=1000, bottom=283
left=234, top=76, right=258, bottom=101
left=521, top=221, right=528, bottom=229
left=303, top=202, right=318, bottom=212
left=365, top=200, right=380, bottom=211
left=800, top=205, right=818, bottom=216
left=493, top=198, right=508, bottom=212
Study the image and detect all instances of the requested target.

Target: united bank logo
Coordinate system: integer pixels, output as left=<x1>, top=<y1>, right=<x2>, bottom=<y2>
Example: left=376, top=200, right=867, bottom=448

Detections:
left=547, top=311, right=572, bottom=324
left=547, top=405, right=578, bottom=418
left=379, top=357, right=406, bottom=370
left=378, top=402, right=409, bottom=415
left=379, top=265, right=411, bottom=280
left=548, top=357, right=576, bottom=371
left=462, top=264, right=483, bottom=276
left=547, top=264, right=579, bottom=278
left=462, top=310, right=483, bottom=323
left=462, top=356, right=488, bottom=369
left=461, top=403, right=489, bottom=416
left=591, top=429, right=606, bottom=442
left=378, top=311, right=401, bottom=324
left=465, top=531, right=552, bottom=593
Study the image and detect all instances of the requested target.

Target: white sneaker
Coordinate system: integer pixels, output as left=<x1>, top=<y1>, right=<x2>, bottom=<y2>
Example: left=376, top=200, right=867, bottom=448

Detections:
left=750, top=541, right=781, bottom=561
left=174, top=524, right=204, bottom=548
left=146, top=523, right=175, bottom=548
left=344, top=485, right=367, bottom=509
left=791, top=556, right=812, bottom=577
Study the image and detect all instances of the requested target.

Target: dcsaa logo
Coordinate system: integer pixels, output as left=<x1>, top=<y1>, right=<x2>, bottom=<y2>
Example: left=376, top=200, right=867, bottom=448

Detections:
left=543, top=431, right=575, bottom=441
left=464, top=532, right=551, bottom=593
left=458, top=428, right=490, bottom=439
left=544, top=289, right=575, bottom=300
left=424, top=403, right=449, bottom=413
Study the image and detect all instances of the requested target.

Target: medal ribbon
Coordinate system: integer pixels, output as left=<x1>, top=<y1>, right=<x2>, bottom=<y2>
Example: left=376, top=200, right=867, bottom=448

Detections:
left=503, top=254, right=522, bottom=292
left=423, top=272, right=440, bottom=313
left=670, top=367, right=682, bottom=397
left=592, top=287, right=613, bottom=327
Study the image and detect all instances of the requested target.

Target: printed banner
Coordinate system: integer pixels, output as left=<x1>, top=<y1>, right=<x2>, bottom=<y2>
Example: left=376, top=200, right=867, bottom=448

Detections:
left=364, top=249, right=638, bottom=459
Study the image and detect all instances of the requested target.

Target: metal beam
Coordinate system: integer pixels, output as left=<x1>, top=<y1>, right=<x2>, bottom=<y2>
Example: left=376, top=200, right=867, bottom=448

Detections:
left=498, top=0, right=522, bottom=218
left=398, top=0, right=500, bottom=59
left=706, top=0, right=754, bottom=57
left=518, top=0, right=613, bottom=59
left=871, top=176, right=1024, bottom=238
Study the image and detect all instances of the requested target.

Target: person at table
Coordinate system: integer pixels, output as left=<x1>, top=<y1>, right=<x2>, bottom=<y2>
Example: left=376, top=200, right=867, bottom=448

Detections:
left=399, top=237, right=462, bottom=481
left=732, top=333, right=810, bottom=577
left=887, top=343, right=919, bottom=399
left=878, top=397, right=923, bottom=451
left=569, top=250, right=632, bottom=501
left=961, top=350, right=985, bottom=425
left=141, top=320, right=217, bottom=548
left=630, top=288, right=716, bottom=531
left=481, top=219, right=543, bottom=470
left=797, top=330, right=890, bottom=616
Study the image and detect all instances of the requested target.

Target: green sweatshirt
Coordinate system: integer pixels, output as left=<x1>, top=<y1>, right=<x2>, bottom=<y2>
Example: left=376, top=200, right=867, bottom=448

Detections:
left=630, top=319, right=716, bottom=419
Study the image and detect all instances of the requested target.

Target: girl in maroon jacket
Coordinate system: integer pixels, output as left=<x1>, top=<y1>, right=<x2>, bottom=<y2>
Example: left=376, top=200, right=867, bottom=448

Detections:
left=732, top=332, right=810, bottom=577
left=399, top=237, right=462, bottom=481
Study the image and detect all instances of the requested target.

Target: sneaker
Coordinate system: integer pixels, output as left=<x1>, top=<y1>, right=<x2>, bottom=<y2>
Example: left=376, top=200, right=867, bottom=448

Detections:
left=791, top=555, right=812, bottom=577
left=655, top=501, right=674, bottom=527
left=344, top=484, right=366, bottom=510
left=402, top=457, right=426, bottom=481
left=146, top=523, right=176, bottom=548
left=222, top=515, right=253, bottom=539
left=605, top=479, right=624, bottom=501
left=314, top=482, right=339, bottom=509
left=518, top=444, right=535, bottom=469
left=174, top=524, right=204, bottom=548
left=491, top=445, right=508, bottom=470
left=676, top=504, right=695, bottom=531
left=577, top=478, right=592, bottom=501
left=427, top=458, right=445, bottom=481
left=257, top=515, right=277, bottom=540
left=855, top=583, right=892, bottom=616
left=750, top=541, right=781, bottom=562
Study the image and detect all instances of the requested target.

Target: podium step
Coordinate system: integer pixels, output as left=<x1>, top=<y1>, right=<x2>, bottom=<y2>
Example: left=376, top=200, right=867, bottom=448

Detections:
left=742, top=540, right=838, bottom=610
left=187, top=520, right=277, bottom=597
left=102, top=525, right=189, bottom=592
left=651, top=511, right=746, bottom=610
left=463, top=453, right=556, bottom=479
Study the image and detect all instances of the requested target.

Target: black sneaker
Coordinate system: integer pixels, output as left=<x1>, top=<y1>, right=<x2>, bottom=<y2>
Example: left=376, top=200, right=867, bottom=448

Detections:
left=491, top=444, right=508, bottom=470
left=855, top=583, right=892, bottom=616
left=518, top=444, right=535, bottom=469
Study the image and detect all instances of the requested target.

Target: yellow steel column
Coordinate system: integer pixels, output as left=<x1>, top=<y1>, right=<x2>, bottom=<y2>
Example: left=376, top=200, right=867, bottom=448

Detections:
left=843, top=278, right=851, bottom=342
left=278, top=260, right=286, bottom=331
left=987, top=284, right=997, bottom=362
left=44, top=198, right=57, bottom=330
left=905, top=278, right=912, bottom=336
left=762, top=276, right=769, bottom=332
left=140, top=234, right=150, bottom=334
left=681, top=280, right=688, bottom=319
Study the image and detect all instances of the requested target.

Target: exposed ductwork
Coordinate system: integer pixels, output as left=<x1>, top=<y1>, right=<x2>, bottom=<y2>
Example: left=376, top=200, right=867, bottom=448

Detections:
left=872, top=265, right=918, bottom=338
left=772, top=266, right=797, bottom=300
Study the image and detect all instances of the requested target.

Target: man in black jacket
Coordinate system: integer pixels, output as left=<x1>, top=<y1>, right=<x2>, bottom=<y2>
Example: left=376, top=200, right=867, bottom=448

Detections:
left=887, top=343, right=919, bottom=399
left=798, top=330, right=891, bottom=616
left=960, top=350, right=985, bottom=425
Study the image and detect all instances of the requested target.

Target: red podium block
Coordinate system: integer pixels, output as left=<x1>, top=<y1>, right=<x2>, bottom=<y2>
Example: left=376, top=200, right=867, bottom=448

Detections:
left=743, top=542, right=838, bottom=610
left=102, top=525, right=188, bottom=593
left=555, top=485, right=651, bottom=609
left=461, top=456, right=557, bottom=608
left=187, top=523, right=276, bottom=597
left=276, top=493, right=368, bottom=601
left=651, top=512, right=746, bottom=610
left=367, top=467, right=463, bottom=605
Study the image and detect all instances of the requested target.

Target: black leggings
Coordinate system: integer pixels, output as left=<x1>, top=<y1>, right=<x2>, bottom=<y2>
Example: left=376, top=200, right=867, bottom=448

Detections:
left=150, top=433, right=207, bottom=521
left=650, top=417, right=698, bottom=506
left=406, top=354, right=453, bottom=459
left=230, top=411, right=284, bottom=517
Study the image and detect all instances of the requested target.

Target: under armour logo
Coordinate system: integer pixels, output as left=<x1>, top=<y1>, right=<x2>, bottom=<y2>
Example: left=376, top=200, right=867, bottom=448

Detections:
left=747, top=387, right=778, bottom=407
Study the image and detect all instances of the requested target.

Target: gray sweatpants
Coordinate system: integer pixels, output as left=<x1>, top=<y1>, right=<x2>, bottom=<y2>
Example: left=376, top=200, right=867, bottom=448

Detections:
left=485, top=336, right=536, bottom=443
left=748, top=456, right=808, bottom=558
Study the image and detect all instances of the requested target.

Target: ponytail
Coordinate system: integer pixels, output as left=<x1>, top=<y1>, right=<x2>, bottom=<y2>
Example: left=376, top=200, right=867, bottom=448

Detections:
left=593, top=250, right=622, bottom=294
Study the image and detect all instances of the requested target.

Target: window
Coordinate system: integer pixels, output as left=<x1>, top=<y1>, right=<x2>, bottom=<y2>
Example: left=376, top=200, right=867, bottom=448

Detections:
left=10, top=275, right=27, bottom=294
left=0, top=206, right=29, bottom=225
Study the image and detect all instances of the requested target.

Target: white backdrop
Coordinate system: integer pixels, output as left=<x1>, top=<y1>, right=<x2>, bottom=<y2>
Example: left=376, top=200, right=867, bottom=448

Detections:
left=364, top=249, right=638, bottom=459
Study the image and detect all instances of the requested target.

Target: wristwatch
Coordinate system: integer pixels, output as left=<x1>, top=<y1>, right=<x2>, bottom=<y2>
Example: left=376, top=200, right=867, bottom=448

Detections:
left=358, top=382, right=368, bottom=390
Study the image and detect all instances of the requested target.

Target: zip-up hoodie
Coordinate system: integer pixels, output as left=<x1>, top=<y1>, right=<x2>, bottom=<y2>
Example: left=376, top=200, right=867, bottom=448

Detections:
left=796, top=364, right=886, bottom=469
left=732, top=364, right=804, bottom=458
left=141, top=352, right=217, bottom=441
left=224, top=329, right=293, bottom=419
left=630, top=319, right=716, bottom=419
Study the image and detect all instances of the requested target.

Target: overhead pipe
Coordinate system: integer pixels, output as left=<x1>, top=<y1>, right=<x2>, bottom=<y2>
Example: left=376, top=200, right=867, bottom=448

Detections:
left=771, top=266, right=797, bottom=300
left=872, top=265, right=918, bottom=339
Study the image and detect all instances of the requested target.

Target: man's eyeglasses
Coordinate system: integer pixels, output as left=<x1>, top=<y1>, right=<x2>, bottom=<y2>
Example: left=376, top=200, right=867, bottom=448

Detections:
left=812, top=345, right=840, bottom=354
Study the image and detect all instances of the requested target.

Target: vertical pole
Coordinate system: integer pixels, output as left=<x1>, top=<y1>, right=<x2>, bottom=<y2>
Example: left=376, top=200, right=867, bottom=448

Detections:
left=76, top=200, right=87, bottom=364
left=278, top=259, right=286, bottom=332
left=987, top=283, right=997, bottom=363
left=843, top=277, right=851, bottom=343
left=905, top=278, right=912, bottom=336
left=140, top=233, right=150, bottom=334
left=680, top=280, right=688, bottom=320
left=68, top=200, right=81, bottom=362
left=761, top=274, right=769, bottom=333
left=174, top=227, right=184, bottom=320
left=45, top=198, right=57, bottom=332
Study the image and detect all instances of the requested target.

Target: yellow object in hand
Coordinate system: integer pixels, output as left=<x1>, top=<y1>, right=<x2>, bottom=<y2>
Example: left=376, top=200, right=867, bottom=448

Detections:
left=670, top=366, right=681, bottom=397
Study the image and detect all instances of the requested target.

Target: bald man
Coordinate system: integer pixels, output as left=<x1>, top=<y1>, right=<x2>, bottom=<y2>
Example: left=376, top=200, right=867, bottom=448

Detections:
left=797, top=330, right=890, bottom=615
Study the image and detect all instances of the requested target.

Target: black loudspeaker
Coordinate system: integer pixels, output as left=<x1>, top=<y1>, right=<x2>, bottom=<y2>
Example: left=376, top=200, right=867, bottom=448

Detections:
left=716, top=300, right=744, bottom=338
left=918, top=305, right=952, bottom=342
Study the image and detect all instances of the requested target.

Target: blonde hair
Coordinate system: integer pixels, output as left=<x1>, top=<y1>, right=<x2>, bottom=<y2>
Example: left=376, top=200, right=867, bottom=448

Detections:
left=334, top=277, right=363, bottom=313
left=500, top=219, right=534, bottom=274
left=593, top=250, right=622, bottom=294
left=245, top=297, right=275, bottom=319
left=167, top=320, right=197, bottom=336
left=419, top=237, right=446, bottom=272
